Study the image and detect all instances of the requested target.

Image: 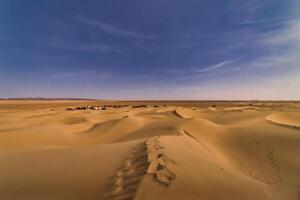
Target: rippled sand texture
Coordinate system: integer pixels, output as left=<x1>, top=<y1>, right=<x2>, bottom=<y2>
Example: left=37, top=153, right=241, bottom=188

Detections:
left=0, top=100, right=300, bottom=200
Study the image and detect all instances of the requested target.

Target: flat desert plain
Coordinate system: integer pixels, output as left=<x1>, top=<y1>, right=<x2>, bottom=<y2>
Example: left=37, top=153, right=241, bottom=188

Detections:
left=0, top=100, right=300, bottom=200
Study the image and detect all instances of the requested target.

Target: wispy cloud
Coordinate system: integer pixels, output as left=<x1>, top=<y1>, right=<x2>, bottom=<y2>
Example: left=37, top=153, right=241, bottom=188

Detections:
left=195, top=60, right=233, bottom=73
left=50, top=43, right=120, bottom=52
left=259, top=19, right=300, bottom=45
left=50, top=70, right=112, bottom=80
left=176, top=16, right=300, bottom=99
left=78, top=17, right=155, bottom=39
left=233, top=16, right=300, bottom=26
left=247, top=0, right=273, bottom=13
left=251, top=18, right=300, bottom=71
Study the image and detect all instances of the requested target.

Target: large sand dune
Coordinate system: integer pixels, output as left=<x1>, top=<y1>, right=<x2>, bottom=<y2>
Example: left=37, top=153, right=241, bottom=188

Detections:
left=0, top=100, right=300, bottom=200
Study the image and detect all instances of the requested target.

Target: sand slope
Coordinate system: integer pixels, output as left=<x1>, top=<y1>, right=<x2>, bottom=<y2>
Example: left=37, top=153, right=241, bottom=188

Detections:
left=266, top=112, right=300, bottom=129
left=0, top=100, right=300, bottom=200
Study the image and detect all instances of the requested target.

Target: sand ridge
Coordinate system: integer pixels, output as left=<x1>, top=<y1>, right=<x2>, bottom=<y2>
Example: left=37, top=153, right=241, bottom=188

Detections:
left=266, top=112, right=300, bottom=129
left=0, top=100, right=300, bottom=199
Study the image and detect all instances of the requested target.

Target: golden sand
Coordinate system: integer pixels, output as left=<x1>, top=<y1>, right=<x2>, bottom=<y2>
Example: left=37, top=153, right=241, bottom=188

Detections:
left=0, top=100, right=300, bottom=200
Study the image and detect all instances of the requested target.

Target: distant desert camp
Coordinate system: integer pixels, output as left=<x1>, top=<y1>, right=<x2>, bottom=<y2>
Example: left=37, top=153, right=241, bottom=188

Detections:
left=0, top=100, right=300, bottom=199
left=1, top=0, right=300, bottom=199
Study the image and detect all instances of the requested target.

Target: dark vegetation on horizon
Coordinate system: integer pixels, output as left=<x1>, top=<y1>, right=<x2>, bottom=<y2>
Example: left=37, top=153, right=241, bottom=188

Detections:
left=0, top=97, right=96, bottom=101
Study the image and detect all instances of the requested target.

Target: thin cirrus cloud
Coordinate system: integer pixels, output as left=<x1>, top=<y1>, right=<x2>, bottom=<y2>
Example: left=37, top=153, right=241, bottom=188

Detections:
left=254, top=18, right=300, bottom=70
left=1, top=0, right=300, bottom=99
left=148, top=60, right=234, bottom=75
left=50, top=70, right=112, bottom=80
left=247, top=0, right=273, bottom=13
left=260, top=19, right=300, bottom=45
left=77, top=17, right=155, bottom=39
left=174, top=16, right=300, bottom=99
left=195, top=60, right=233, bottom=73
left=48, top=42, right=120, bottom=53
left=233, top=16, right=299, bottom=26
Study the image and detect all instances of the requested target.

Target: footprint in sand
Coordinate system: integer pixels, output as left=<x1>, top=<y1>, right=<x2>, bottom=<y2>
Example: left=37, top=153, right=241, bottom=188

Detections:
left=102, top=137, right=176, bottom=200
left=102, top=143, right=149, bottom=200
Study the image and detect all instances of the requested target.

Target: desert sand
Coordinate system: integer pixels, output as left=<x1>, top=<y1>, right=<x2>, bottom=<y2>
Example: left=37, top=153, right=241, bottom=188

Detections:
left=0, top=100, right=300, bottom=200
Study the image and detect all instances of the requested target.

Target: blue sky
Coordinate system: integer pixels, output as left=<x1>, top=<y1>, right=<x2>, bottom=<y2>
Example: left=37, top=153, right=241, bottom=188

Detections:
left=0, top=0, right=299, bottom=99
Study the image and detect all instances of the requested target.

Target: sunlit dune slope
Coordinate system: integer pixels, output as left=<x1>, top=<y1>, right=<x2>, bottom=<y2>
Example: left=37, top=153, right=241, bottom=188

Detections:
left=0, top=100, right=300, bottom=200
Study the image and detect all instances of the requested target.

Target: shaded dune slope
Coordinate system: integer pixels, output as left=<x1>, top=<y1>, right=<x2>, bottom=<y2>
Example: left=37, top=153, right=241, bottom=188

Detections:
left=0, top=102, right=300, bottom=200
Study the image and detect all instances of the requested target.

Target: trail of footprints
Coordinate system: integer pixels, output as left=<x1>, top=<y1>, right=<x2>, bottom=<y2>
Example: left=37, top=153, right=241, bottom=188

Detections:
left=265, top=144, right=282, bottom=189
left=146, top=137, right=176, bottom=187
left=235, top=135, right=283, bottom=195
left=102, top=143, right=148, bottom=200
left=102, top=137, right=175, bottom=200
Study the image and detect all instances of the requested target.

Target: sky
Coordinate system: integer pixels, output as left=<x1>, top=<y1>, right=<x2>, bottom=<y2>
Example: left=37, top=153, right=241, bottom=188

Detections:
left=0, top=0, right=300, bottom=100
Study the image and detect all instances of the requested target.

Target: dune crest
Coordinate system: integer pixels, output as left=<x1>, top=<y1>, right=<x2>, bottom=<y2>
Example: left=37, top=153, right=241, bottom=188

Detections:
left=146, top=137, right=176, bottom=187
left=174, top=107, right=204, bottom=119
left=266, top=112, right=300, bottom=129
left=0, top=100, right=300, bottom=200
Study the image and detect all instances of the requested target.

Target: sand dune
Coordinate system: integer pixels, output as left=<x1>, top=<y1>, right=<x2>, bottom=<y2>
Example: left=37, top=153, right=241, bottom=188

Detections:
left=266, top=112, right=300, bottom=129
left=0, top=100, right=300, bottom=199
left=174, top=107, right=204, bottom=119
